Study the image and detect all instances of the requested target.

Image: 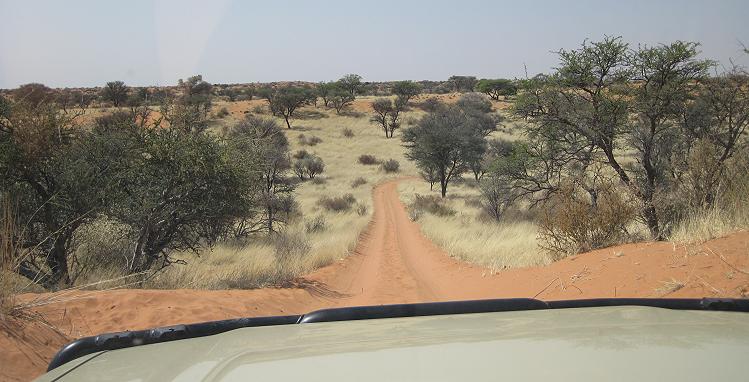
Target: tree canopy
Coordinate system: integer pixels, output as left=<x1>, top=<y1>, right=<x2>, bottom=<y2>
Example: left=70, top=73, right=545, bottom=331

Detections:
left=338, top=74, right=363, bottom=97
left=475, top=79, right=517, bottom=100
left=501, top=36, right=722, bottom=240
left=102, top=81, right=129, bottom=107
left=402, top=94, right=495, bottom=197
left=261, top=86, right=316, bottom=129
left=391, top=81, right=422, bottom=104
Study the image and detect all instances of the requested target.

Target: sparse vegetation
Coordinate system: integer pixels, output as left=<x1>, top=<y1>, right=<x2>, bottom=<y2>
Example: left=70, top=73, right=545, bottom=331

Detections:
left=1, top=36, right=746, bottom=297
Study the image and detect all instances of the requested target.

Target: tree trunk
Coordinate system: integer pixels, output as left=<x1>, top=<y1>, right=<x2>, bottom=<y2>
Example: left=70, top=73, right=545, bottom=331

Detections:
left=46, top=234, right=72, bottom=287
left=267, top=205, right=274, bottom=234
left=440, top=176, right=448, bottom=198
left=642, top=203, right=661, bottom=240
left=283, top=115, right=292, bottom=129
left=130, top=224, right=156, bottom=274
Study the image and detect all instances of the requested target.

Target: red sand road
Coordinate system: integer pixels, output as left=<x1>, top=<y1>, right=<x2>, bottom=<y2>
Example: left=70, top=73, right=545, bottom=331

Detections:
left=3, top=178, right=749, bottom=381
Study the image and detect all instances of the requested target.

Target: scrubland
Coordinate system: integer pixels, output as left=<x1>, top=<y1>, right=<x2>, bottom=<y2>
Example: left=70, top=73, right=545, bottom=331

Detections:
left=146, top=98, right=421, bottom=289
left=3, top=94, right=747, bottom=295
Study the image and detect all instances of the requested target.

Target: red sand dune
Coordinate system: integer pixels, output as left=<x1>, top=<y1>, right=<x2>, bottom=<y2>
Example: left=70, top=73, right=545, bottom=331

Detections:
left=3, top=179, right=748, bottom=381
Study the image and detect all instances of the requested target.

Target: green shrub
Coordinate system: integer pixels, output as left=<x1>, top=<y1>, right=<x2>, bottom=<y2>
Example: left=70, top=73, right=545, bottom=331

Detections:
left=358, top=154, right=378, bottom=165
left=293, top=154, right=325, bottom=180
left=409, top=194, right=456, bottom=218
left=216, top=107, right=230, bottom=118
left=319, top=194, right=357, bottom=212
left=381, top=159, right=399, bottom=173
left=537, top=182, right=637, bottom=260
left=351, top=177, right=367, bottom=188
left=355, top=203, right=368, bottom=216
left=298, top=134, right=323, bottom=146
left=293, top=149, right=309, bottom=159
left=418, top=97, right=442, bottom=112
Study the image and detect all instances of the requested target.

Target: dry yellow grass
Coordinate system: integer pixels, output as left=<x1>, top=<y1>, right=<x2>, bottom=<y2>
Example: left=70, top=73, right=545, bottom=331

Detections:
left=670, top=208, right=749, bottom=245
left=397, top=179, right=548, bottom=272
left=669, top=156, right=749, bottom=245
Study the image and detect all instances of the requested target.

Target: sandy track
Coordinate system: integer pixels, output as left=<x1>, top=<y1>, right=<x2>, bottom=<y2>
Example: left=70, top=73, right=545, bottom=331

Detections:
left=4, top=178, right=749, bottom=381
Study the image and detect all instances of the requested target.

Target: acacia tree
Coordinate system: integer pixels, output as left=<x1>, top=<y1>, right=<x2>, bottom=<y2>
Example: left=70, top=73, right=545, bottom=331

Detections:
left=448, top=75, right=478, bottom=92
left=101, top=126, right=251, bottom=273
left=469, top=138, right=514, bottom=181
left=263, top=86, right=315, bottom=129
left=0, top=97, right=106, bottom=288
left=418, top=164, right=439, bottom=191
left=329, top=86, right=355, bottom=114
left=402, top=101, right=494, bottom=197
left=624, top=41, right=712, bottom=237
left=317, top=82, right=337, bottom=107
left=102, top=81, right=129, bottom=107
left=338, top=74, right=363, bottom=97
left=293, top=153, right=325, bottom=180
left=475, top=79, right=517, bottom=100
left=370, top=97, right=406, bottom=138
left=371, top=98, right=393, bottom=137
left=1, top=87, right=262, bottom=287
left=387, top=96, right=407, bottom=137
left=513, top=74, right=549, bottom=120
left=159, top=75, right=213, bottom=133
left=228, top=115, right=294, bottom=234
left=510, top=37, right=714, bottom=239
left=391, top=81, right=422, bottom=105
left=677, top=65, right=749, bottom=208
left=13, top=83, right=54, bottom=107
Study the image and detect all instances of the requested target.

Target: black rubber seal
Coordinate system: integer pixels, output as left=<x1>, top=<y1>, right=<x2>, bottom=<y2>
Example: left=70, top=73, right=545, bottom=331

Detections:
left=46, top=314, right=300, bottom=372
left=47, top=297, right=749, bottom=372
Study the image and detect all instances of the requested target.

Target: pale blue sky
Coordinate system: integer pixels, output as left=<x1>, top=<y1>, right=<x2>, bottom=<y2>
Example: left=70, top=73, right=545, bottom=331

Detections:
left=1, top=0, right=747, bottom=88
